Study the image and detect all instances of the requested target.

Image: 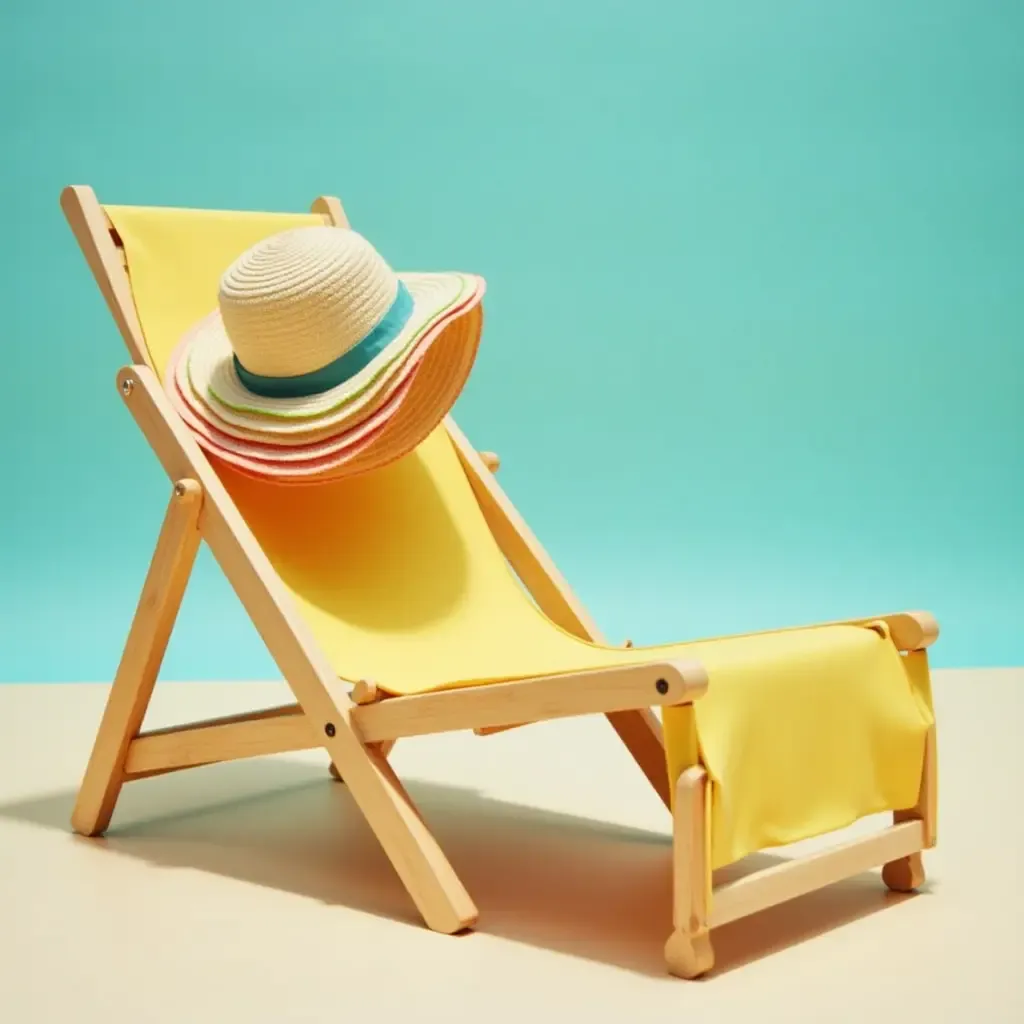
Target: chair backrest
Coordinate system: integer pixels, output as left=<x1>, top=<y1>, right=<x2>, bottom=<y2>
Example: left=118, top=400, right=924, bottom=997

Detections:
left=77, top=195, right=616, bottom=694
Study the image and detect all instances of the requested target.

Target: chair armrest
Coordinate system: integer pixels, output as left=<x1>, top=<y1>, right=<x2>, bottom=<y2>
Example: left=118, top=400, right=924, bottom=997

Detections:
left=859, top=612, right=939, bottom=652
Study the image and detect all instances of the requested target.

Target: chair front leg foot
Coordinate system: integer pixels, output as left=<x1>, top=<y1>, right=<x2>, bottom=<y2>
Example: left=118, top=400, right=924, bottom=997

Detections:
left=882, top=851, right=925, bottom=893
left=328, top=761, right=343, bottom=782
left=665, top=927, right=714, bottom=979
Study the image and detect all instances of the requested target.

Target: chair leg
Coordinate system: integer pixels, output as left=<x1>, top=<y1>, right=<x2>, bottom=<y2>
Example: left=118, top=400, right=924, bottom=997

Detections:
left=325, top=724, right=478, bottom=933
left=666, top=766, right=715, bottom=979
left=71, top=479, right=203, bottom=836
left=119, top=364, right=478, bottom=936
left=883, top=723, right=936, bottom=893
left=329, top=739, right=395, bottom=782
left=882, top=850, right=926, bottom=893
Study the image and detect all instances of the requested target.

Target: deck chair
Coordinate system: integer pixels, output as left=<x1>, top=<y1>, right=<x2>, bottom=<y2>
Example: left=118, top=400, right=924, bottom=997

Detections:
left=61, top=184, right=939, bottom=979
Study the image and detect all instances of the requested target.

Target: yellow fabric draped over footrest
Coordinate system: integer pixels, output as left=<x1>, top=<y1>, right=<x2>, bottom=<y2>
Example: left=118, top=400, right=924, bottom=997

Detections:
left=105, top=202, right=935, bottom=880
left=664, top=633, right=933, bottom=872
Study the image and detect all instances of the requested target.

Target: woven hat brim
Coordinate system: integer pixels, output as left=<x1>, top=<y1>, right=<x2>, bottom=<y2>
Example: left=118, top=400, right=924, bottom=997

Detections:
left=169, top=287, right=485, bottom=483
left=185, top=272, right=473, bottom=429
left=173, top=334, right=409, bottom=446
left=166, top=336, right=418, bottom=462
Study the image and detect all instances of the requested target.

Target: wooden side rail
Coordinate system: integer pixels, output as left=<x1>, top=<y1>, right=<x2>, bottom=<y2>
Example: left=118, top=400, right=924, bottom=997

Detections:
left=351, top=660, right=708, bottom=743
left=118, top=660, right=709, bottom=779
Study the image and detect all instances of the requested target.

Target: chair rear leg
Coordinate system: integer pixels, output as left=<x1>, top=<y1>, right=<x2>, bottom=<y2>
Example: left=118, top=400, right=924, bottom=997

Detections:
left=883, top=723, right=936, bottom=892
left=882, top=850, right=926, bottom=893
left=328, top=739, right=395, bottom=782
left=71, top=479, right=202, bottom=836
left=666, top=766, right=715, bottom=979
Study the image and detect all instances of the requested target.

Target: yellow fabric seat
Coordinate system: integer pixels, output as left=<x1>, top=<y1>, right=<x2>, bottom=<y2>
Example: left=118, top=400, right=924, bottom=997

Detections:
left=103, top=201, right=935, bottom=879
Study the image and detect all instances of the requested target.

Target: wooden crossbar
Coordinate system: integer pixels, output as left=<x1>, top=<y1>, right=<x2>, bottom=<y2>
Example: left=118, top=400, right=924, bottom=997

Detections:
left=124, top=704, right=312, bottom=777
left=709, top=820, right=925, bottom=928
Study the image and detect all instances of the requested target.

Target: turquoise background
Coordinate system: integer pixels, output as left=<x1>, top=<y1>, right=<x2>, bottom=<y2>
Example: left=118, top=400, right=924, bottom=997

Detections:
left=1, top=0, right=1021, bottom=681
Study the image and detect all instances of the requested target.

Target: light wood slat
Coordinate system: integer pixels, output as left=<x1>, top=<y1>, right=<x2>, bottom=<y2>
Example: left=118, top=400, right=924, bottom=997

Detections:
left=352, top=660, right=708, bottom=744
left=665, top=767, right=715, bottom=979
left=124, top=704, right=313, bottom=776
left=709, top=821, right=925, bottom=928
left=71, top=480, right=203, bottom=836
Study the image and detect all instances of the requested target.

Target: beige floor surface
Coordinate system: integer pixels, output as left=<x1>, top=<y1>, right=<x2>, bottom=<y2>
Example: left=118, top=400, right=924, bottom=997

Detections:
left=0, top=670, right=1021, bottom=1022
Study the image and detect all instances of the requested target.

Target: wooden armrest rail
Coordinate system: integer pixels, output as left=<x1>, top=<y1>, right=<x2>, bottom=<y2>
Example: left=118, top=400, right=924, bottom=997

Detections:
left=122, top=659, right=708, bottom=777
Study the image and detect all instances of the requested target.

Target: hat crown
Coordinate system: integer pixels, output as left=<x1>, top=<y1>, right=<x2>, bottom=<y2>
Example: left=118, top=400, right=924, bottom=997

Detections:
left=218, top=225, right=399, bottom=379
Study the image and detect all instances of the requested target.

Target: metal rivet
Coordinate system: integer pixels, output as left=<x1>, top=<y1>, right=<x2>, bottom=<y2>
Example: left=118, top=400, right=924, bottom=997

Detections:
left=121, top=377, right=134, bottom=397
left=324, top=723, right=336, bottom=737
left=173, top=482, right=186, bottom=497
left=655, top=678, right=669, bottom=695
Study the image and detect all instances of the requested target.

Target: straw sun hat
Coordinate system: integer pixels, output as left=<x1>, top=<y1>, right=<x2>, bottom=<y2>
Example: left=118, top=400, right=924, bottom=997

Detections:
left=166, top=224, right=486, bottom=483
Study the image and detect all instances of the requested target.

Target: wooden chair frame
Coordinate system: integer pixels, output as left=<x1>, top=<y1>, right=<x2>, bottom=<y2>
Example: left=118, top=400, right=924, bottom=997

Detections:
left=61, top=185, right=939, bottom=977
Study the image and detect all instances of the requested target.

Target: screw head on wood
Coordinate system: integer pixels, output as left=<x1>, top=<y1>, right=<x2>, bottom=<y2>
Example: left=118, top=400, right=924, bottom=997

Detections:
left=173, top=482, right=187, bottom=497
left=655, top=678, right=669, bottom=695
left=324, top=723, right=336, bottom=737
left=120, top=377, right=134, bottom=397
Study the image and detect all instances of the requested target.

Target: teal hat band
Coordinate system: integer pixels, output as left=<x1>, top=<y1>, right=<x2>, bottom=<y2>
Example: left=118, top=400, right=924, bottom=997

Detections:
left=233, top=281, right=415, bottom=400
